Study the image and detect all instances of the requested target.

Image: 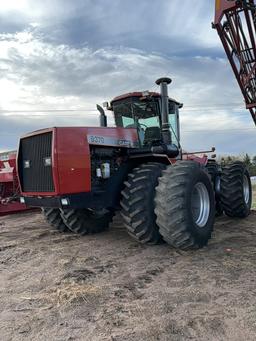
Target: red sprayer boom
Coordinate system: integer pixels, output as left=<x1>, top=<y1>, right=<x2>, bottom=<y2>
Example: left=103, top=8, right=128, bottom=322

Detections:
left=213, top=0, right=256, bottom=124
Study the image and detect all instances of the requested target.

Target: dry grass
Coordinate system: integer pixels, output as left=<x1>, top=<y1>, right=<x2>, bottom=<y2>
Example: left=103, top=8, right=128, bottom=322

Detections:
left=50, top=282, right=102, bottom=306
left=21, top=282, right=102, bottom=308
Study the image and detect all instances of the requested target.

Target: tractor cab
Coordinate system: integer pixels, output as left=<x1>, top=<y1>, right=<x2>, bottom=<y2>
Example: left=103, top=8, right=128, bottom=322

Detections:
left=98, top=78, right=182, bottom=151
left=110, top=92, right=182, bottom=148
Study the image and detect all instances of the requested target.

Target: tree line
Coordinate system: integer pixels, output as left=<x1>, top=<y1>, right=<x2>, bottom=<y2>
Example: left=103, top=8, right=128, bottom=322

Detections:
left=218, top=154, right=256, bottom=176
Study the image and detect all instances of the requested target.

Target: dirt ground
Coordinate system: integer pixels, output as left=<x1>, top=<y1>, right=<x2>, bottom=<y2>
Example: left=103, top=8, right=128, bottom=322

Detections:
left=1, top=206, right=256, bottom=341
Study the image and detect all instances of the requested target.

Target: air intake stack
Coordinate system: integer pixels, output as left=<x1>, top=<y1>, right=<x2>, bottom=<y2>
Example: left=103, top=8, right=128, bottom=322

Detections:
left=156, top=77, right=172, bottom=145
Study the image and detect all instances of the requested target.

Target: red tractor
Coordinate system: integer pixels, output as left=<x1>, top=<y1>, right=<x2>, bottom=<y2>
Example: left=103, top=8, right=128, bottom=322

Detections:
left=17, top=78, right=252, bottom=249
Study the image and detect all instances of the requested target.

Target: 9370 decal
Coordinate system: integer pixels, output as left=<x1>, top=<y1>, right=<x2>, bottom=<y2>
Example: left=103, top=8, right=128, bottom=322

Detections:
left=87, top=135, right=133, bottom=148
left=88, top=135, right=105, bottom=144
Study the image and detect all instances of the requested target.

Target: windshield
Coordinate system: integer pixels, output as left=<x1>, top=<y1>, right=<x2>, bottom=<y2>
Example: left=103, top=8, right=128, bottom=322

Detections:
left=113, top=97, right=179, bottom=147
left=114, top=98, right=159, bottom=124
left=113, top=98, right=161, bottom=146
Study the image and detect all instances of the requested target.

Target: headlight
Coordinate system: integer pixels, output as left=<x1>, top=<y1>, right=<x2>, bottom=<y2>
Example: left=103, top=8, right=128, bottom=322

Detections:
left=43, top=157, right=52, bottom=167
left=24, top=160, right=31, bottom=168
left=61, top=198, right=69, bottom=206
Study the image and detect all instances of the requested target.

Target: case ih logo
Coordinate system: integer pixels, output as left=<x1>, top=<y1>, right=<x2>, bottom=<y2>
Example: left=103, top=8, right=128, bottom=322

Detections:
left=117, top=139, right=131, bottom=146
left=87, top=135, right=133, bottom=147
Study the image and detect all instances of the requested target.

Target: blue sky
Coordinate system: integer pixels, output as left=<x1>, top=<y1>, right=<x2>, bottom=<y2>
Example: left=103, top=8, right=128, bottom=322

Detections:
left=0, top=0, right=255, bottom=155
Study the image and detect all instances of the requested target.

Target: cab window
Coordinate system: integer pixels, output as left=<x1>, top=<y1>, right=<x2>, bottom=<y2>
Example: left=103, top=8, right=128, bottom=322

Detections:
left=169, top=101, right=179, bottom=146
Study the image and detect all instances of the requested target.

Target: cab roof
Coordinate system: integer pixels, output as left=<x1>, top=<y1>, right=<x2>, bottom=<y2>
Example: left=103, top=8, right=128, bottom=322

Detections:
left=110, top=91, right=182, bottom=107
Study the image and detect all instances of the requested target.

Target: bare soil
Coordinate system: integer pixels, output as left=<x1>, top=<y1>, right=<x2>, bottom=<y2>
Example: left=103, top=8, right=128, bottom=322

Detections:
left=1, top=209, right=256, bottom=341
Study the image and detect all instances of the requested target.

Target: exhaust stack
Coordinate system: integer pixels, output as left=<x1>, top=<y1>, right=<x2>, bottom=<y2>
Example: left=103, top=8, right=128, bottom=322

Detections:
left=156, top=77, right=172, bottom=145
left=97, top=104, right=107, bottom=127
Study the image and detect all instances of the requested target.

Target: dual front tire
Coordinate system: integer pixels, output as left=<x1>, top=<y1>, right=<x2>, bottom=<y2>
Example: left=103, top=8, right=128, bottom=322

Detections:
left=155, top=161, right=215, bottom=249
left=120, top=163, right=166, bottom=244
left=121, top=161, right=215, bottom=249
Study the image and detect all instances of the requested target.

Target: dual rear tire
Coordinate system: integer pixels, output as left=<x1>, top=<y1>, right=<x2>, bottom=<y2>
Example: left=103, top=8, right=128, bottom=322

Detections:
left=42, top=208, right=113, bottom=234
left=206, top=161, right=223, bottom=216
left=221, top=161, right=252, bottom=218
left=60, top=209, right=113, bottom=235
left=42, top=208, right=70, bottom=233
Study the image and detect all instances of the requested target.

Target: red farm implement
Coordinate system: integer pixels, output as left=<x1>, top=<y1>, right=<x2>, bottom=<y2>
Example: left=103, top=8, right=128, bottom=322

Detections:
left=213, top=0, right=256, bottom=124
left=0, top=151, right=29, bottom=216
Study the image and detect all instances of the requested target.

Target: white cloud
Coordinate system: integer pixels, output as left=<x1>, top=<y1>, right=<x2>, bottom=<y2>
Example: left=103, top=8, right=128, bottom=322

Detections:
left=0, top=0, right=29, bottom=13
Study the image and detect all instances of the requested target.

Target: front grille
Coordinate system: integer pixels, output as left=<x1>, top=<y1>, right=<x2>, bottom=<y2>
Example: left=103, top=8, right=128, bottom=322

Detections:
left=18, top=132, right=55, bottom=192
